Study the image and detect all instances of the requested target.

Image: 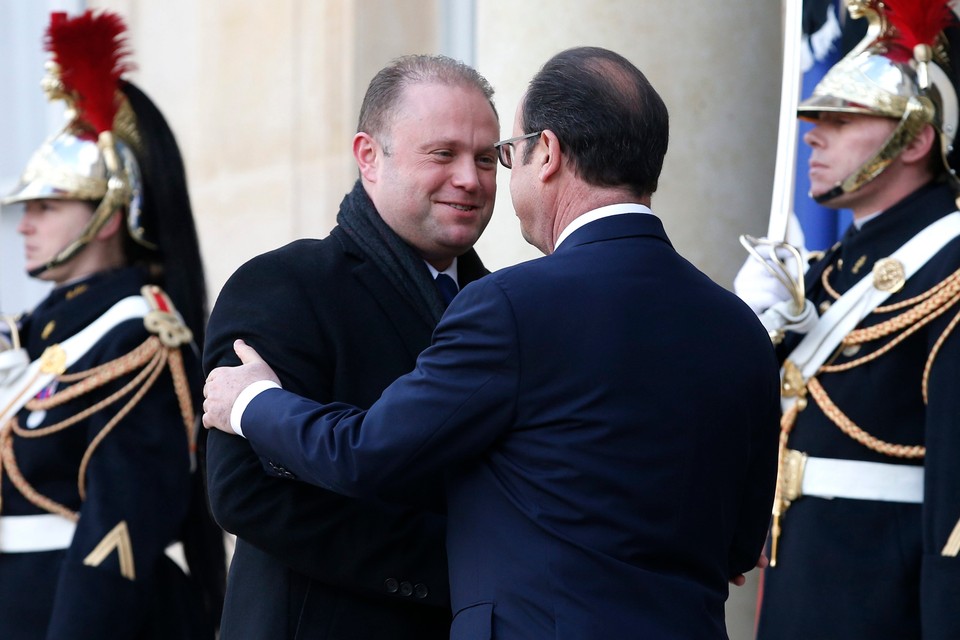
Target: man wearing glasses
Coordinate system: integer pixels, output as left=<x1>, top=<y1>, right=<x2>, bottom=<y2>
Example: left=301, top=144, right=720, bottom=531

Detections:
left=203, top=46, right=780, bottom=639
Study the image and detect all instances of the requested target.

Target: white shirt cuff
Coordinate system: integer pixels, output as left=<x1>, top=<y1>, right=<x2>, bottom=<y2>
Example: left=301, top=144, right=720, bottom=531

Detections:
left=231, top=379, right=282, bottom=437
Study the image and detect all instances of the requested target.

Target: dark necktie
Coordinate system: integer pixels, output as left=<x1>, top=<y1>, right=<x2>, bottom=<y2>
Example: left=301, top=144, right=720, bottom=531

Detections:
left=435, top=273, right=459, bottom=306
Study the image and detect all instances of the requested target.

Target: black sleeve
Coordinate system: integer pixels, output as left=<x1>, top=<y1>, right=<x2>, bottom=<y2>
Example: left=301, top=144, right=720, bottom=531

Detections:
left=204, top=248, right=450, bottom=606
left=920, top=305, right=960, bottom=638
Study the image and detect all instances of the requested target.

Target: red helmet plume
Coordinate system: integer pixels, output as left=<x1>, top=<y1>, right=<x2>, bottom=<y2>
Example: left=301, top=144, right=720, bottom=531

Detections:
left=45, top=10, right=135, bottom=135
left=882, top=0, right=957, bottom=62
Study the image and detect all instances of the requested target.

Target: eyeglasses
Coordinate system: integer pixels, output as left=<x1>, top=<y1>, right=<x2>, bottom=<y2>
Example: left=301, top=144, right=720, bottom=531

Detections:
left=493, top=131, right=542, bottom=169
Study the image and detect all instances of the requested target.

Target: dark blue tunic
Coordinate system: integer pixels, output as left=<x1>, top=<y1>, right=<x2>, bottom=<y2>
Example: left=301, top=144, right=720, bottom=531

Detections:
left=0, top=267, right=213, bottom=639
left=758, top=183, right=960, bottom=640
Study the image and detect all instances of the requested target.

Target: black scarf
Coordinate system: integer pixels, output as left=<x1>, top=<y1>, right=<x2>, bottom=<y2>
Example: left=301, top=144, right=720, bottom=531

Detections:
left=336, top=180, right=448, bottom=326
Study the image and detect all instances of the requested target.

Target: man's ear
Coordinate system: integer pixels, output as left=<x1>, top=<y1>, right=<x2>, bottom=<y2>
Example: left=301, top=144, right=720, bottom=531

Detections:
left=353, top=132, right=380, bottom=182
left=901, top=124, right=937, bottom=165
left=95, top=209, right=123, bottom=241
left=538, top=130, right=563, bottom=183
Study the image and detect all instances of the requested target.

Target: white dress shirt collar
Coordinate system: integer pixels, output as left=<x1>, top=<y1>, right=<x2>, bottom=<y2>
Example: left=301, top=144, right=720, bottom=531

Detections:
left=424, top=256, right=458, bottom=282
left=554, top=203, right=653, bottom=250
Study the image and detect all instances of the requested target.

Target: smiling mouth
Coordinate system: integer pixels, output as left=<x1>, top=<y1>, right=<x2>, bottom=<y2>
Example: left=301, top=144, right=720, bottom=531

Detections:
left=446, top=203, right=477, bottom=212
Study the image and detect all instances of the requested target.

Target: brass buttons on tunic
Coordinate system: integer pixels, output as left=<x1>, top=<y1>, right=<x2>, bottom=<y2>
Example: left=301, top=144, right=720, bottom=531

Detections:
left=873, top=258, right=906, bottom=293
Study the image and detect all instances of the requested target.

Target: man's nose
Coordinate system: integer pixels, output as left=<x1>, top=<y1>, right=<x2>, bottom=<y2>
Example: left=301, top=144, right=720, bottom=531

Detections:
left=451, top=157, right=481, bottom=190
left=803, top=126, right=823, bottom=148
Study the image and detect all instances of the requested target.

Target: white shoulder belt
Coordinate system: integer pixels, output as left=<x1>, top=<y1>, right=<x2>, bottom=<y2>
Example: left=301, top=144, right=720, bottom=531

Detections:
left=784, top=211, right=960, bottom=407
left=776, top=213, right=960, bottom=511
left=0, top=295, right=150, bottom=427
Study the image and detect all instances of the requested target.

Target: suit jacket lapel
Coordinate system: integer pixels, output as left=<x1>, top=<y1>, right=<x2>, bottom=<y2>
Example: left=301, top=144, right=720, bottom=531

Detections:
left=347, top=258, right=433, bottom=362
left=338, top=235, right=492, bottom=362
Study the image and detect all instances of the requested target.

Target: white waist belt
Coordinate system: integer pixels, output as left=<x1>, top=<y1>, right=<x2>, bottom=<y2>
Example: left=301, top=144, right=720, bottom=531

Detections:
left=802, top=456, right=924, bottom=504
left=0, top=514, right=188, bottom=570
left=0, top=514, right=76, bottom=552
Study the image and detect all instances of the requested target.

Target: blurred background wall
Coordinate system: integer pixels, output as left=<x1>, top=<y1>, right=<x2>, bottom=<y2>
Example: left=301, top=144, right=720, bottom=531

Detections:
left=0, top=1, right=779, bottom=637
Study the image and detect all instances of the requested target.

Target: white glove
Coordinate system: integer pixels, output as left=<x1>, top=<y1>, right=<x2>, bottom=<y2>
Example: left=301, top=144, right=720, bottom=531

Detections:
left=0, top=347, right=29, bottom=387
left=733, top=240, right=809, bottom=315
left=0, top=318, right=28, bottom=386
left=758, top=298, right=819, bottom=341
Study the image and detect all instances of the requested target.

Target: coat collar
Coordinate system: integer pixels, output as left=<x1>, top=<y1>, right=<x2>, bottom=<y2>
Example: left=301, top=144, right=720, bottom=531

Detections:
left=23, top=267, right=145, bottom=357
left=829, top=182, right=957, bottom=290
left=336, top=228, right=489, bottom=361
left=554, top=210, right=672, bottom=253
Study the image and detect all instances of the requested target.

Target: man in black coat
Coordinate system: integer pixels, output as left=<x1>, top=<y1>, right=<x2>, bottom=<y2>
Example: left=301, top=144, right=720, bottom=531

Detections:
left=202, top=55, right=499, bottom=639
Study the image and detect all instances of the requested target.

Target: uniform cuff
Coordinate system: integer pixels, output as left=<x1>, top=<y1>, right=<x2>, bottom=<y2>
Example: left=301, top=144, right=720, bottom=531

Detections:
left=231, top=380, right=281, bottom=436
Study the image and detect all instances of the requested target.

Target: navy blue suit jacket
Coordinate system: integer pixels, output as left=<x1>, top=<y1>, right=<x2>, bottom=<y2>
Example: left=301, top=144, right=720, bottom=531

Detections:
left=241, top=213, right=781, bottom=639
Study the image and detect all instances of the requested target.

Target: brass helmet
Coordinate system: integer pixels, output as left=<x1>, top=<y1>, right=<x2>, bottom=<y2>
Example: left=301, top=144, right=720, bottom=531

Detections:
left=797, top=0, right=960, bottom=203
left=1, top=11, right=153, bottom=277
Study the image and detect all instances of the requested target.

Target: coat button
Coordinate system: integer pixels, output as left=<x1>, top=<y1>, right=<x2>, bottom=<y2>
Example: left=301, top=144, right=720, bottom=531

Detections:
left=384, top=578, right=399, bottom=593
left=414, top=583, right=429, bottom=599
left=399, top=581, right=413, bottom=596
left=267, top=461, right=296, bottom=479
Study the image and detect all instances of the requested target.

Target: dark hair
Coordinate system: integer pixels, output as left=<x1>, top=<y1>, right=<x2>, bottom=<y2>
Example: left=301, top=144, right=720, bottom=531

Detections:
left=520, top=46, right=669, bottom=198
left=120, top=81, right=208, bottom=345
left=357, top=54, right=497, bottom=146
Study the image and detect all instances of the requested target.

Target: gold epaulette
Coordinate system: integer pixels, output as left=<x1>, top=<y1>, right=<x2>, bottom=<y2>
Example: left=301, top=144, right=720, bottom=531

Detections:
left=141, top=285, right=193, bottom=348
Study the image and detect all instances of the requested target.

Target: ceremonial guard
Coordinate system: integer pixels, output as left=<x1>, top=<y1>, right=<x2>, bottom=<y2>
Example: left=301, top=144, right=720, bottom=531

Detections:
left=0, top=11, right=223, bottom=639
left=737, top=1, right=960, bottom=638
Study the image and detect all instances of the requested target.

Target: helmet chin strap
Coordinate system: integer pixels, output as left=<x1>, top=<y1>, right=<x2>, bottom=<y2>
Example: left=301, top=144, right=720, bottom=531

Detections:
left=28, top=230, right=97, bottom=279
left=812, top=96, right=933, bottom=205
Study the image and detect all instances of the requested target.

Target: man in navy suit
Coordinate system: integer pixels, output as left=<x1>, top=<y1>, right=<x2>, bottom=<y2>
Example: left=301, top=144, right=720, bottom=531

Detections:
left=203, top=46, right=781, bottom=639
